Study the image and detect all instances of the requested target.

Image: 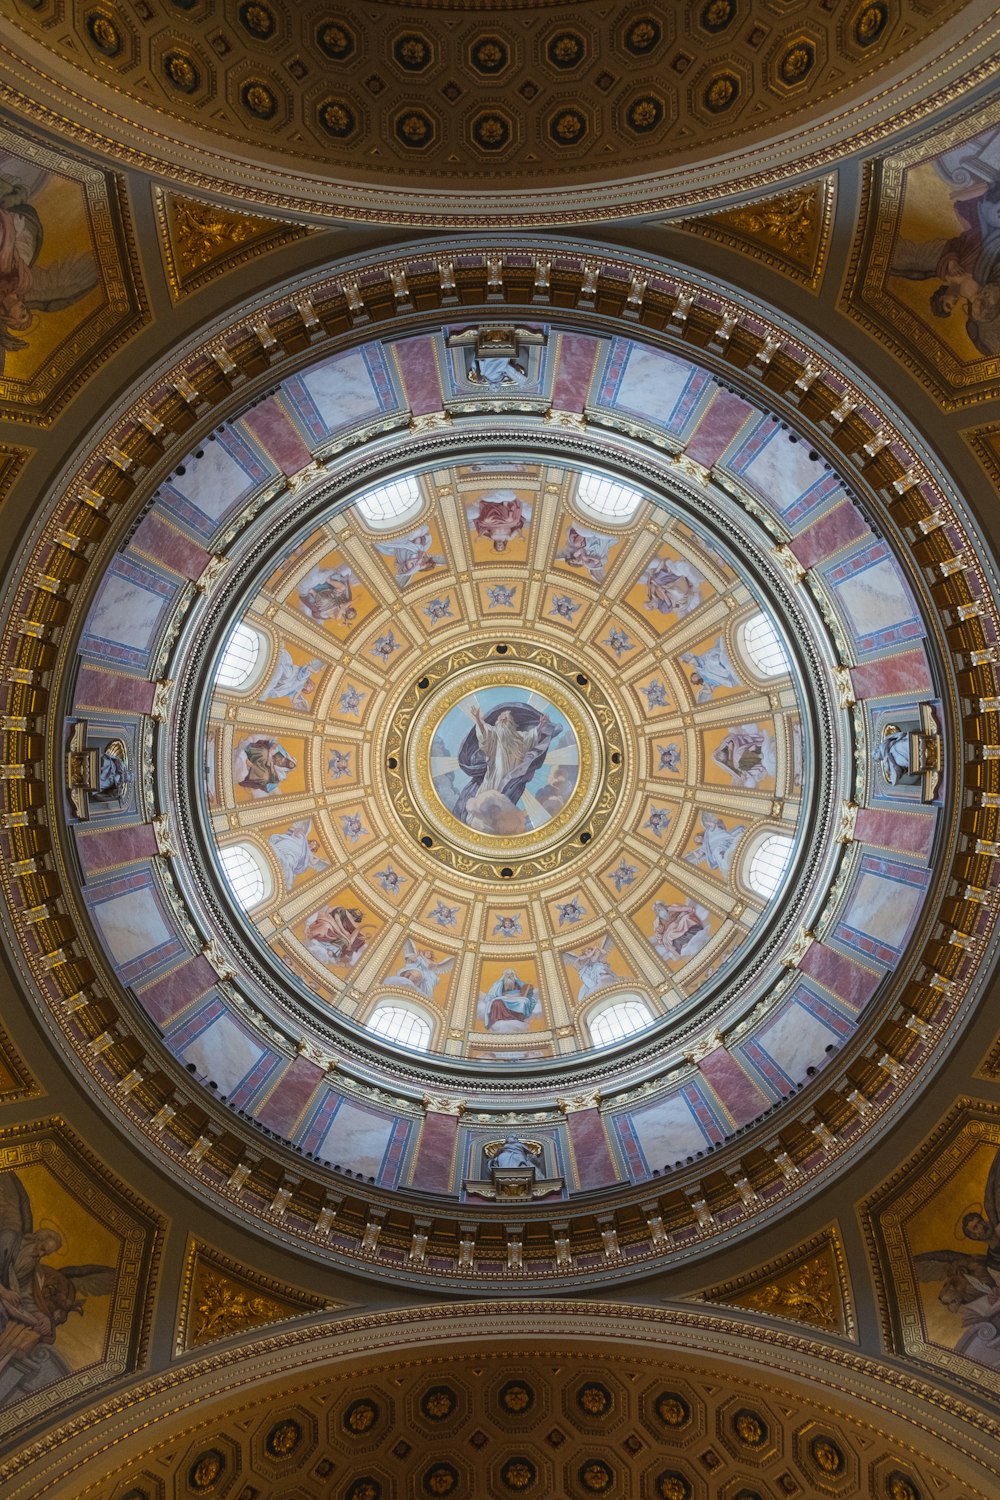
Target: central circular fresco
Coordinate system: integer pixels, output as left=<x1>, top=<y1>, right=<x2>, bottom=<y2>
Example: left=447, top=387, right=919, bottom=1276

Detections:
left=195, top=452, right=819, bottom=1063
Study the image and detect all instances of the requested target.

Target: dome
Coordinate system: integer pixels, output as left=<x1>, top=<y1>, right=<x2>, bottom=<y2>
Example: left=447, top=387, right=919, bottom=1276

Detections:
left=21, top=238, right=981, bottom=1294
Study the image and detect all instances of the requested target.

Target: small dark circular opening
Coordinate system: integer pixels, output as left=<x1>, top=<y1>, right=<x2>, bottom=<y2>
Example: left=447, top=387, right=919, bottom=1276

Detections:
left=387, top=756, right=398, bottom=770
left=495, top=643, right=509, bottom=655
left=576, top=673, right=588, bottom=685
left=500, top=866, right=514, bottom=878
left=580, top=831, right=592, bottom=845
left=611, top=751, right=621, bottom=765
left=417, top=676, right=430, bottom=690
left=420, top=835, right=434, bottom=848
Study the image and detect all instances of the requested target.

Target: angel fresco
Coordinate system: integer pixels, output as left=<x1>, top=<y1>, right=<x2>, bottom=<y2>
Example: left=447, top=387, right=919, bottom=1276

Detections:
left=680, top=638, right=741, bottom=701
left=913, top=1146, right=1000, bottom=1371
left=685, top=811, right=745, bottom=879
left=0, top=167, right=99, bottom=370
left=374, top=529, right=443, bottom=588
left=268, top=818, right=327, bottom=889
left=260, top=647, right=324, bottom=712
left=0, top=1173, right=114, bottom=1408
left=563, top=935, right=619, bottom=1000
left=386, top=938, right=454, bottom=998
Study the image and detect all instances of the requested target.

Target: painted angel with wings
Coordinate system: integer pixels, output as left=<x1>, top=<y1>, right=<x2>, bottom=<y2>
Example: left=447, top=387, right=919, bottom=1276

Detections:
left=0, top=1172, right=115, bottom=1402
left=387, top=938, right=454, bottom=998
left=564, top=934, right=619, bottom=1000
left=261, top=647, right=324, bottom=712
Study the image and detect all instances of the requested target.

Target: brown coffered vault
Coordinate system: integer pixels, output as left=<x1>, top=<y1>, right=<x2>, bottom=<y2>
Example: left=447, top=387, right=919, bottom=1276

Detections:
left=1, top=4, right=1000, bottom=1497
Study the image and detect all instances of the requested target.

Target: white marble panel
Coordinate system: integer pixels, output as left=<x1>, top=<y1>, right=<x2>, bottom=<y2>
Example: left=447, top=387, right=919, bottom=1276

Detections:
left=628, top=1092, right=710, bottom=1169
left=92, top=887, right=171, bottom=966
left=298, top=350, right=385, bottom=432
left=318, top=1098, right=395, bottom=1176
left=182, top=1013, right=265, bottom=1096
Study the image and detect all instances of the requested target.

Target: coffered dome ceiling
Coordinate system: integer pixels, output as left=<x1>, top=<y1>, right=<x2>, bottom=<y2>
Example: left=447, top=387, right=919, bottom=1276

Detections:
left=4, top=0, right=999, bottom=221
left=7, top=237, right=991, bottom=1297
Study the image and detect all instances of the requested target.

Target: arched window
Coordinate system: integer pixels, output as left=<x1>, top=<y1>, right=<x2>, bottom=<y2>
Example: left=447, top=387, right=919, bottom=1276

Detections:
left=215, top=622, right=262, bottom=689
left=576, top=470, right=644, bottom=523
left=746, top=833, right=795, bottom=900
left=590, top=996, right=654, bottom=1047
left=218, top=841, right=271, bottom=909
left=367, top=1004, right=432, bottom=1051
left=739, top=612, right=791, bottom=678
left=354, top=475, right=422, bottom=529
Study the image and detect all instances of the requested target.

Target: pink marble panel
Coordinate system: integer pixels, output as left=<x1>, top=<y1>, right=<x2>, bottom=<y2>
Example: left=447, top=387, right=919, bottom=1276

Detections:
left=242, top=398, right=313, bottom=475
left=799, top=942, right=879, bottom=1009
left=855, top=807, right=934, bottom=857
left=790, top=502, right=870, bottom=569
left=77, top=822, right=158, bottom=875
left=684, top=388, right=753, bottom=468
left=130, top=512, right=210, bottom=581
left=411, top=1110, right=458, bottom=1192
left=256, top=1054, right=324, bottom=1134
left=698, top=1047, right=769, bottom=1126
left=139, top=953, right=218, bottom=1026
left=394, top=335, right=444, bottom=416
left=568, top=1108, right=618, bottom=1190
left=74, top=668, right=156, bottom=715
left=850, top=648, right=932, bottom=699
left=552, top=333, right=601, bottom=412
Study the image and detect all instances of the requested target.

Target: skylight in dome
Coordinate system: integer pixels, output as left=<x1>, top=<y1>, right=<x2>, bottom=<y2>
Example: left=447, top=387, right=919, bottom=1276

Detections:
left=576, top=472, right=644, bottom=522
left=215, top=622, right=261, bottom=689
left=742, top=612, right=792, bottom=678
left=219, top=842, right=268, bottom=909
left=355, top=475, right=422, bottom=529
left=368, top=1005, right=432, bottom=1050
left=747, top=834, right=795, bottom=900
left=590, top=998, right=653, bottom=1047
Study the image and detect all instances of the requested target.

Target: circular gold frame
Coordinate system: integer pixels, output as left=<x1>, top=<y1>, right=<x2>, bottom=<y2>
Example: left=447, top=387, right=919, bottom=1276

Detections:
left=384, top=639, right=627, bottom=881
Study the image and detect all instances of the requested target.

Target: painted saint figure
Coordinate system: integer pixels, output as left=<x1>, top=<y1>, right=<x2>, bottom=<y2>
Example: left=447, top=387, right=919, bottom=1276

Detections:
left=304, top=904, right=366, bottom=967
left=297, top=564, right=357, bottom=625
left=913, top=1146, right=1000, bottom=1371
left=234, top=737, right=297, bottom=796
left=453, top=701, right=560, bottom=828
left=482, top=969, right=538, bottom=1028
left=468, top=491, right=530, bottom=551
left=642, top=555, right=705, bottom=618
left=0, top=168, right=99, bottom=367
left=269, top=818, right=327, bottom=889
left=650, top=900, right=709, bottom=963
left=712, top=725, right=776, bottom=789
left=558, top=524, right=612, bottom=584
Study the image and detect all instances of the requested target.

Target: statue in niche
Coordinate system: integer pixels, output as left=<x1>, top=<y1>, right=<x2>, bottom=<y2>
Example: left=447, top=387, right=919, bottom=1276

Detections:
left=488, top=1137, right=543, bottom=1175
left=873, top=706, right=942, bottom=801
left=463, top=1136, right=563, bottom=1202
